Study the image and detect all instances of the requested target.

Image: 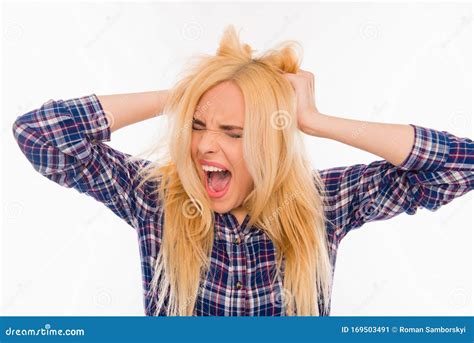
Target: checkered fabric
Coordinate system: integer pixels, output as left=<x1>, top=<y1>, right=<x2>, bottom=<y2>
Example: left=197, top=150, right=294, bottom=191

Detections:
left=12, top=94, right=473, bottom=316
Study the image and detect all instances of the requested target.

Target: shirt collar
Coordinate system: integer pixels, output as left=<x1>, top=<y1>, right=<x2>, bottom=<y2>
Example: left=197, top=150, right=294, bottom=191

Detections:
left=214, top=211, right=253, bottom=237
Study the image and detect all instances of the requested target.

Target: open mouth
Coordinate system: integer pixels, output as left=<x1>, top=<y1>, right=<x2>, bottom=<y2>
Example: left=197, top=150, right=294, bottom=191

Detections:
left=200, top=162, right=232, bottom=199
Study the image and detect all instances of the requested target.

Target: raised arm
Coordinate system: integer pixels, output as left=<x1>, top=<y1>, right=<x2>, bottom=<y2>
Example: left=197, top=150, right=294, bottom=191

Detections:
left=301, top=112, right=417, bottom=167
left=12, top=90, right=169, bottom=228
left=315, top=122, right=473, bottom=243
left=283, top=70, right=472, bottom=243
left=97, top=90, right=169, bottom=132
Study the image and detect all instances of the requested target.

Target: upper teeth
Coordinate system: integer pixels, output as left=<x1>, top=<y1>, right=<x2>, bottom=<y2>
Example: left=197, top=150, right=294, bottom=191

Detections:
left=202, top=165, right=226, bottom=172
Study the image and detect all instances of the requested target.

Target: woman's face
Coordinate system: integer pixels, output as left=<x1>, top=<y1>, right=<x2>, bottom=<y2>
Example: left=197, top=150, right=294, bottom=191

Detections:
left=191, top=81, right=254, bottom=214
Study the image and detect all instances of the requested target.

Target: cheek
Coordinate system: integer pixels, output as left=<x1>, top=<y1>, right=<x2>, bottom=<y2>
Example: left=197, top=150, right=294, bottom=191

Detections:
left=226, top=143, right=243, bottom=170
left=228, top=144, right=251, bottom=183
left=190, top=135, right=198, bottom=156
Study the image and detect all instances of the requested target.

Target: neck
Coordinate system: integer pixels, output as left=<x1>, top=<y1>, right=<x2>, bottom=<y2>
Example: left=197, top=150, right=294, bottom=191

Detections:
left=231, top=207, right=248, bottom=226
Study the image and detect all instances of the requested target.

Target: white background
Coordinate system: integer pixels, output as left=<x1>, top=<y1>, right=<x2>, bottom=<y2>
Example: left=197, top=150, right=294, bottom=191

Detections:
left=2, top=1, right=472, bottom=316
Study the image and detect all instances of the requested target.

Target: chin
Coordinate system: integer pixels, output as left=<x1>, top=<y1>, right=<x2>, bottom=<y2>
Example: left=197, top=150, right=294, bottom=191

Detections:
left=210, top=201, right=233, bottom=214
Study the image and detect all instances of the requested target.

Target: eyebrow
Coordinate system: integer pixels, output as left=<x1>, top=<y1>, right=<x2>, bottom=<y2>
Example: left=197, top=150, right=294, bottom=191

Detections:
left=192, top=118, right=243, bottom=131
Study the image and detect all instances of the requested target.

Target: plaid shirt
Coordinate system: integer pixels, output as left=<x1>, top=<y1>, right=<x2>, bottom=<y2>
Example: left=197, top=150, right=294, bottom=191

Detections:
left=12, top=94, right=473, bottom=316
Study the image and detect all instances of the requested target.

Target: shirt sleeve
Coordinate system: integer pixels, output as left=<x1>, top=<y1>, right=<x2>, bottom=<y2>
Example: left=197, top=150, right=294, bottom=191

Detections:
left=11, top=93, right=152, bottom=229
left=317, top=123, right=473, bottom=244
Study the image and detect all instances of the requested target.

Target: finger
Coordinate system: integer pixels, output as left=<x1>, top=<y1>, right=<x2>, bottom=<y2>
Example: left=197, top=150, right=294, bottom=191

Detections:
left=298, top=69, right=312, bottom=78
left=283, top=72, right=297, bottom=79
left=283, top=73, right=298, bottom=87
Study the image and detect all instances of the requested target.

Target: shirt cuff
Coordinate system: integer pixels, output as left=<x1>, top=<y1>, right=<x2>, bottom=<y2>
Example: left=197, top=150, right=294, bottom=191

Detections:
left=62, top=93, right=111, bottom=143
left=396, top=124, right=450, bottom=171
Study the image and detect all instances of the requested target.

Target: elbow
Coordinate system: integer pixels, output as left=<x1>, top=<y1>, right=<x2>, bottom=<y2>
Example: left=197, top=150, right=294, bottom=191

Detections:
left=12, top=113, right=29, bottom=148
left=12, top=110, right=37, bottom=151
left=11, top=110, right=50, bottom=175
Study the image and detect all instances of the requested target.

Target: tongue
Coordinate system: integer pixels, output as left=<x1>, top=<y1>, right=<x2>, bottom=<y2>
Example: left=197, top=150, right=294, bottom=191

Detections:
left=209, top=171, right=231, bottom=192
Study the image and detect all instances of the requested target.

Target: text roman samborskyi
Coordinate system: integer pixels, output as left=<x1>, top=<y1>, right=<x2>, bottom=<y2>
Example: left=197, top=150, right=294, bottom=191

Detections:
left=399, top=326, right=466, bottom=334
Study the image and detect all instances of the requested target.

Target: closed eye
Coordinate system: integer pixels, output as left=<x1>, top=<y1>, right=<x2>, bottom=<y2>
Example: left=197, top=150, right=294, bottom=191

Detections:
left=192, top=120, right=205, bottom=130
left=227, top=133, right=242, bottom=138
left=192, top=126, right=241, bottom=138
left=192, top=118, right=242, bottom=138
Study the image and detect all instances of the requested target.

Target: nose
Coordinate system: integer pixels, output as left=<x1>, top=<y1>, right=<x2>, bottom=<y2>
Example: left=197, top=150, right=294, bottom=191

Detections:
left=197, top=129, right=220, bottom=155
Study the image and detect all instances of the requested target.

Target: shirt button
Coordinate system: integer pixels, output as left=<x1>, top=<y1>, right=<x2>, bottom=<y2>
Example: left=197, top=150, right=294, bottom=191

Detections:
left=233, top=236, right=241, bottom=244
left=235, top=281, right=242, bottom=290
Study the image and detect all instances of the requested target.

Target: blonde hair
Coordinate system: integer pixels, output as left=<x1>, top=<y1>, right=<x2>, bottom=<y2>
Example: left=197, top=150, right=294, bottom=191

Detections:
left=130, top=25, right=333, bottom=316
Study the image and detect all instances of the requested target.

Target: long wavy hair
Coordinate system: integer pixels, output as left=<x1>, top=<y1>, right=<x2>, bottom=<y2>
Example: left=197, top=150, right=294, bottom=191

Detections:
left=130, top=25, right=333, bottom=316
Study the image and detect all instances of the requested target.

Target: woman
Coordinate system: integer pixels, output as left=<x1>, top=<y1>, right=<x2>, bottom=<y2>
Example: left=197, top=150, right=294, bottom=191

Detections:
left=12, top=25, right=473, bottom=316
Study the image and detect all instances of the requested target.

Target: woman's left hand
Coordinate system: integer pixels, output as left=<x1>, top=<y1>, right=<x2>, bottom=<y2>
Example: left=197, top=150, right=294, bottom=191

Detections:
left=283, top=69, right=321, bottom=134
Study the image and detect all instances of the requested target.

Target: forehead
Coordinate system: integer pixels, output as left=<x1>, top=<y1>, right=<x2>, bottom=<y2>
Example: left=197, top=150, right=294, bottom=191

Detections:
left=195, top=81, right=245, bottom=125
